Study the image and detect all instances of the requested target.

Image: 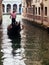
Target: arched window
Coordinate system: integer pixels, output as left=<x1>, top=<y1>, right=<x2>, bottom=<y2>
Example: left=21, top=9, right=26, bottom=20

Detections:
left=19, top=4, right=22, bottom=14
left=7, top=4, right=11, bottom=13
left=13, top=4, right=17, bottom=12
left=2, top=4, right=5, bottom=12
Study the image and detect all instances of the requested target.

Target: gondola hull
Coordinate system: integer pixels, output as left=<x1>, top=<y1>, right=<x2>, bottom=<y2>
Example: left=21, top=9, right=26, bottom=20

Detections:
left=7, top=23, right=21, bottom=37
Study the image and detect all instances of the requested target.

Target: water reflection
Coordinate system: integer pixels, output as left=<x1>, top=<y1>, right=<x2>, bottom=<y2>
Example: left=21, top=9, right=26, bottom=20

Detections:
left=1, top=31, right=26, bottom=65
left=22, top=21, right=49, bottom=65
left=0, top=15, right=26, bottom=65
left=0, top=25, right=3, bottom=65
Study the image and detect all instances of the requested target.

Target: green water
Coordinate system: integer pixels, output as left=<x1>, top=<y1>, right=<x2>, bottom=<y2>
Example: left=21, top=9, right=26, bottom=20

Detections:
left=0, top=15, right=49, bottom=65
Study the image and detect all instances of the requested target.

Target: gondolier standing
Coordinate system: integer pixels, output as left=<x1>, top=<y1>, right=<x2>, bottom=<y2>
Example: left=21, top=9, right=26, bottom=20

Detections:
left=10, top=10, right=16, bottom=26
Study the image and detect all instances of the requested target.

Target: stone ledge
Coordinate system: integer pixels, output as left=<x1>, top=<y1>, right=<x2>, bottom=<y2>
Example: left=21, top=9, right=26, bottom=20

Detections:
left=22, top=17, right=48, bottom=31
left=22, top=16, right=49, bottom=29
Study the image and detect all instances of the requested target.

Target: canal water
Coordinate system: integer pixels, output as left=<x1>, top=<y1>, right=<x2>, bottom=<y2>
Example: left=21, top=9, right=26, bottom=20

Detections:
left=0, top=15, right=49, bottom=65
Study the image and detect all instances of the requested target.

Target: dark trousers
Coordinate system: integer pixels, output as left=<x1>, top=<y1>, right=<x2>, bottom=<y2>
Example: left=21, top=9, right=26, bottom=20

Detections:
left=12, top=18, right=16, bottom=26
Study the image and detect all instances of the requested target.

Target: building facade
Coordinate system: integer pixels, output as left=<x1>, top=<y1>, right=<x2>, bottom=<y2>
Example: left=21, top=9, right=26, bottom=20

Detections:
left=22, top=0, right=49, bottom=27
left=2, top=0, right=22, bottom=14
left=0, top=0, right=2, bottom=24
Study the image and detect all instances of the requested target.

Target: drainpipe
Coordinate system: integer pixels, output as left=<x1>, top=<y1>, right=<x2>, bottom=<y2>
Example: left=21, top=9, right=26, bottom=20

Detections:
left=0, top=0, right=2, bottom=25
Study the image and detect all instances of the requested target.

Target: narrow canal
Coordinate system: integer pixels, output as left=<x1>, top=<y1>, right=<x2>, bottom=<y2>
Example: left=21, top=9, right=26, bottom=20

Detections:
left=0, top=15, right=49, bottom=65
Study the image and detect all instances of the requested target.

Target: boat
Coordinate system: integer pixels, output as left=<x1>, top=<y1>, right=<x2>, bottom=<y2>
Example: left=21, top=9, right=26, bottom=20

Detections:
left=7, top=22, right=21, bottom=37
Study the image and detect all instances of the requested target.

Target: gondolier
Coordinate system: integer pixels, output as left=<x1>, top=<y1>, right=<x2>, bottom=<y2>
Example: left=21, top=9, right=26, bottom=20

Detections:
left=10, top=10, right=16, bottom=26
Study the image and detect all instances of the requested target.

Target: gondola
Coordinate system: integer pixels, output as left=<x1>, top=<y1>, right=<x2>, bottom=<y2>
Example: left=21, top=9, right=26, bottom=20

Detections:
left=7, top=22, right=21, bottom=38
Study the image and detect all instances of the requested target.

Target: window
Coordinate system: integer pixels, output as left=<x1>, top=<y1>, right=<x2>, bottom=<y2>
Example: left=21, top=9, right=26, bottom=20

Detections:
left=45, top=7, right=47, bottom=15
left=38, top=7, right=40, bottom=15
left=7, top=4, right=11, bottom=13
left=13, top=4, right=17, bottom=12
left=36, top=7, right=37, bottom=14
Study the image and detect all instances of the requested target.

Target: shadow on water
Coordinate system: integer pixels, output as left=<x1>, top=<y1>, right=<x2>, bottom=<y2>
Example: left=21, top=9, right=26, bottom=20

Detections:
left=8, top=34, right=21, bottom=56
left=12, top=38, right=21, bottom=56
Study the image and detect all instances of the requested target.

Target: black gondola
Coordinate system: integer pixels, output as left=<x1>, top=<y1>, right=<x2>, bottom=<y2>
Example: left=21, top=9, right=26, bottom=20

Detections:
left=7, top=22, right=21, bottom=38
